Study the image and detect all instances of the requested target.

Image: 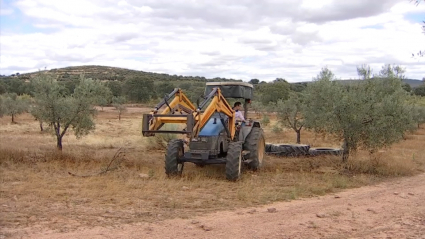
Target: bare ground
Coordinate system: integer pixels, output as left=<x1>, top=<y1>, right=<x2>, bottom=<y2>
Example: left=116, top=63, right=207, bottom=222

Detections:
left=2, top=173, right=424, bottom=239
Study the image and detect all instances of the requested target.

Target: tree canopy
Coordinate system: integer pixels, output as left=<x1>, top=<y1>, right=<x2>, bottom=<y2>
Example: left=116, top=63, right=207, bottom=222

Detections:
left=256, top=80, right=290, bottom=105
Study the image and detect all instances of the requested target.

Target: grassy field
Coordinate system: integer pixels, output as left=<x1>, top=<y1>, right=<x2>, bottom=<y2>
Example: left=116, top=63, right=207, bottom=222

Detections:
left=1, top=107, right=425, bottom=234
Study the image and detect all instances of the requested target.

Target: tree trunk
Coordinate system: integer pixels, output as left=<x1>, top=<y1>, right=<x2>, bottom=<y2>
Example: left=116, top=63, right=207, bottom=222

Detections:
left=56, top=135, right=63, bottom=151
left=40, top=121, right=44, bottom=131
left=11, top=114, right=15, bottom=123
left=118, top=112, right=121, bottom=121
left=296, top=130, right=301, bottom=144
left=55, top=123, right=62, bottom=151
left=342, top=139, right=349, bottom=162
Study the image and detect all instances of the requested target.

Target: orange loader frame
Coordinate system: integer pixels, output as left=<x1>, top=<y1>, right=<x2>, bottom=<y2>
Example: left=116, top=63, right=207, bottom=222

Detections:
left=142, top=87, right=236, bottom=141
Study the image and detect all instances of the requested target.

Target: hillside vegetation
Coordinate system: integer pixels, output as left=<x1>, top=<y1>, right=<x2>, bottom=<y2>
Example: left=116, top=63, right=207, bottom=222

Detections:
left=5, top=65, right=239, bottom=82
left=1, top=65, right=424, bottom=104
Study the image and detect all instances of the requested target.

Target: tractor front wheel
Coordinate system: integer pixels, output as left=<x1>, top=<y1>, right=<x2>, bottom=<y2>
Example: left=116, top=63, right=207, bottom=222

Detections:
left=225, top=141, right=243, bottom=181
left=165, top=139, right=184, bottom=176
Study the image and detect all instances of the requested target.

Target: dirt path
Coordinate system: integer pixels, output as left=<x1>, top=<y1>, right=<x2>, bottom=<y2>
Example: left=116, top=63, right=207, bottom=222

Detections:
left=8, top=173, right=425, bottom=239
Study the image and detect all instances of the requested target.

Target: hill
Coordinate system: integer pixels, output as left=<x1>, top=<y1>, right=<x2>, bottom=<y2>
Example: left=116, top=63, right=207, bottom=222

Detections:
left=8, top=65, right=240, bottom=82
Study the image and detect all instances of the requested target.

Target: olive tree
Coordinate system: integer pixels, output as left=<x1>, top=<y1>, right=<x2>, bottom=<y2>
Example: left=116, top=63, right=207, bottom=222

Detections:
left=0, top=93, right=29, bottom=123
left=275, top=93, right=305, bottom=144
left=413, top=85, right=425, bottom=96
left=32, top=74, right=110, bottom=150
left=0, top=96, right=4, bottom=117
left=303, top=66, right=413, bottom=161
left=256, top=79, right=290, bottom=105
left=112, top=96, right=127, bottom=121
left=411, top=105, right=425, bottom=128
left=409, top=95, right=425, bottom=128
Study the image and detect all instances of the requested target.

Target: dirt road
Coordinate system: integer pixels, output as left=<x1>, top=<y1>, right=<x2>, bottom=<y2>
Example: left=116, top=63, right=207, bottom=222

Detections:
left=9, top=173, right=425, bottom=239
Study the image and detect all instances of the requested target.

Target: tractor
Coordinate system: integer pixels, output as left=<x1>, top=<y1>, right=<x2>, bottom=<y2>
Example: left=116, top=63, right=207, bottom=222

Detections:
left=142, top=82, right=265, bottom=181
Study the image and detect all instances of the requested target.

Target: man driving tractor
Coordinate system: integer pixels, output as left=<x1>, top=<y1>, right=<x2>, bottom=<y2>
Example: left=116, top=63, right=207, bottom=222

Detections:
left=233, top=102, right=245, bottom=122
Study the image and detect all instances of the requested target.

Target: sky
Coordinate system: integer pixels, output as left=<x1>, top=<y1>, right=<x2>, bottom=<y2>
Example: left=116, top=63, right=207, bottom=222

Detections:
left=0, top=0, right=424, bottom=82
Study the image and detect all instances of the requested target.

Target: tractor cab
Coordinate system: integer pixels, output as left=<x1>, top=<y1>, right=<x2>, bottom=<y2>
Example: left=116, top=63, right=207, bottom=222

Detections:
left=200, top=82, right=259, bottom=141
left=204, top=82, right=253, bottom=120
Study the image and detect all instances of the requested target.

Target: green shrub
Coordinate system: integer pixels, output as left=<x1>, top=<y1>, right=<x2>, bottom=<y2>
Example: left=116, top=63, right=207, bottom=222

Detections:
left=272, top=123, right=283, bottom=133
left=261, top=114, right=270, bottom=126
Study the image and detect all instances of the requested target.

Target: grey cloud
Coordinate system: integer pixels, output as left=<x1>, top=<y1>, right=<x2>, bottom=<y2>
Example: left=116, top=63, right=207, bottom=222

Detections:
left=122, top=0, right=400, bottom=27
left=270, top=23, right=297, bottom=35
left=197, top=55, right=244, bottom=67
left=104, top=0, right=299, bottom=28
left=238, top=38, right=273, bottom=45
left=1, top=65, right=34, bottom=72
left=298, top=0, right=402, bottom=23
left=238, top=37, right=281, bottom=51
left=254, top=44, right=280, bottom=51
left=45, top=51, right=97, bottom=63
left=200, top=51, right=221, bottom=56
left=290, top=30, right=322, bottom=45
left=16, top=0, right=403, bottom=33
left=112, top=32, right=139, bottom=43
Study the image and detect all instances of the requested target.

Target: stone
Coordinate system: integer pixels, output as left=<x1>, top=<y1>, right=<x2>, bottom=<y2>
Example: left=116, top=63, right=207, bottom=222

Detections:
left=200, top=224, right=212, bottom=231
left=267, top=208, right=277, bottom=213
left=367, top=208, right=377, bottom=214
left=138, top=173, right=149, bottom=178
left=247, top=209, right=257, bottom=214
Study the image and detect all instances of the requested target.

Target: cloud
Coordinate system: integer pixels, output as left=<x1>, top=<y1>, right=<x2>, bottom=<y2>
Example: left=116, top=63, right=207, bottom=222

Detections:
left=0, top=0, right=424, bottom=81
left=0, top=8, right=14, bottom=15
left=298, top=0, right=402, bottom=23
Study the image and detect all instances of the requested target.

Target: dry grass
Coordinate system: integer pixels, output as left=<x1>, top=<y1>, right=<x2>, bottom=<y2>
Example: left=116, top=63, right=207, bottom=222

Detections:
left=1, top=109, right=425, bottom=233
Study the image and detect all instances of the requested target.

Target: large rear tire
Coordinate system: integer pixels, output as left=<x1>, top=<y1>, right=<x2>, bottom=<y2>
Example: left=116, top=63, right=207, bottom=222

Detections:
left=309, top=148, right=342, bottom=156
left=226, top=141, right=243, bottom=181
left=165, top=139, right=184, bottom=176
left=266, top=144, right=310, bottom=157
left=243, top=127, right=265, bottom=171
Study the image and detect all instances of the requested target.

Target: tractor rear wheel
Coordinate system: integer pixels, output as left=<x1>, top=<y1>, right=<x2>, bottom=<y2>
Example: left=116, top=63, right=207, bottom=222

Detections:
left=244, top=127, right=265, bottom=171
left=225, top=141, right=243, bottom=181
left=165, top=139, right=184, bottom=176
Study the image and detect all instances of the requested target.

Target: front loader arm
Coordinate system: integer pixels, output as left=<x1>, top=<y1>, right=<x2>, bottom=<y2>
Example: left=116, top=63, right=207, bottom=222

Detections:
left=142, top=87, right=236, bottom=140
left=142, top=88, right=196, bottom=136
left=149, top=88, right=196, bottom=131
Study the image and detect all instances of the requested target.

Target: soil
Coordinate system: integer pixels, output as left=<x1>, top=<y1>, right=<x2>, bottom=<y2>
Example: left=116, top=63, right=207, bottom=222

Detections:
left=4, top=173, right=425, bottom=239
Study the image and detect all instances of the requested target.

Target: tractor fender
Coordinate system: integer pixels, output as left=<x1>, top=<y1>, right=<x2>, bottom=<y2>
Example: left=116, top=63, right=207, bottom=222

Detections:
left=239, top=121, right=261, bottom=142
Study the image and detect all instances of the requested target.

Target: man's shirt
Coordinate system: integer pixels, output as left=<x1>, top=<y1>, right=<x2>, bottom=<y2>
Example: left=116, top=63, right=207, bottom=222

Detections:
left=235, top=110, right=245, bottom=121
